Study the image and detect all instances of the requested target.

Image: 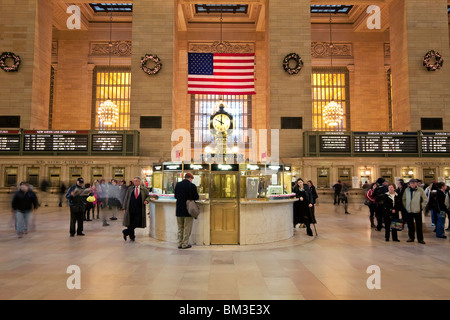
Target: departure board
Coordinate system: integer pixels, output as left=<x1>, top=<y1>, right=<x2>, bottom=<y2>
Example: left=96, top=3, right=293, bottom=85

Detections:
left=422, top=132, right=450, bottom=153
left=319, top=134, right=351, bottom=152
left=0, top=131, right=20, bottom=151
left=354, top=132, right=418, bottom=153
left=92, top=134, right=123, bottom=151
left=23, top=131, right=89, bottom=151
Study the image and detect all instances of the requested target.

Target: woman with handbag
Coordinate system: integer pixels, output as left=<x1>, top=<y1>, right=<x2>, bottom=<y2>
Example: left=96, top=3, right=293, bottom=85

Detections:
left=382, top=183, right=402, bottom=242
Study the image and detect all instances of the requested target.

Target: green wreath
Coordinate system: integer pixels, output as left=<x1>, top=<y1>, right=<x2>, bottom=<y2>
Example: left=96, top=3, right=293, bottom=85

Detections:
left=283, top=53, right=303, bottom=75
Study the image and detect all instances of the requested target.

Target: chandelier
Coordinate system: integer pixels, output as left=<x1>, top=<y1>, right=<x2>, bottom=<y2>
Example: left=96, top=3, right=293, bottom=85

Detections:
left=323, top=12, right=344, bottom=128
left=98, top=5, right=118, bottom=126
left=98, top=99, right=119, bottom=125
left=323, top=101, right=344, bottom=127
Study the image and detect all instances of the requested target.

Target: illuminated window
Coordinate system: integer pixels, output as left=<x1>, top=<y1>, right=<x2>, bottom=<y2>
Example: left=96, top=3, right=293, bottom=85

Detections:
left=310, top=5, right=353, bottom=14
left=195, top=4, right=248, bottom=14
left=312, top=68, right=349, bottom=131
left=89, top=3, right=133, bottom=13
left=92, top=66, right=131, bottom=130
left=191, top=94, right=251, bottom=147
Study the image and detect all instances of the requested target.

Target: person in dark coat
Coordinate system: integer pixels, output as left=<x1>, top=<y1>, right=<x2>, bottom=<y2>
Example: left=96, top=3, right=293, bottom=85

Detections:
left=434, top=182, right=449, bottom=239
left=381, top=183, right=402, bottom=242
left=122, top=177, right=150, bottom=241
left=373, top=177, right=388, bottom=231
left=12, top=182, right=38, bottom=238
left=66, top=177, right=86, bottom=237
left=293, top=178, right=314, bottom=236
left=174, top=172, right=199, bottom=249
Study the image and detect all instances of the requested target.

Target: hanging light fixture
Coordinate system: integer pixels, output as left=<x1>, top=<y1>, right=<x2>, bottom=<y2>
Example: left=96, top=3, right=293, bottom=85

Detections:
left=323, top=13, right=344, bottom=128
left=99, top=5, right=119, bottom=126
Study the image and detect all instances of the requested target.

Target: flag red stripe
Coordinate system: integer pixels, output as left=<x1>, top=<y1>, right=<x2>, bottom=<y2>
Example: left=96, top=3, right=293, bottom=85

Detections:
left=213, top=53, right=255, bottom=57
left=213, top=66, right=254, bottom=70
left=189, top=91, right=256, bottom=95
left=188, top=84, right=255, bottom=89
left=188, top=78, right=254, bottom=83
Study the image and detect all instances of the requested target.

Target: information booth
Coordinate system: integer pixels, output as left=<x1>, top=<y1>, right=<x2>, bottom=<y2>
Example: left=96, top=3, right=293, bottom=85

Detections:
left=149, top=162, right=297, bottom=246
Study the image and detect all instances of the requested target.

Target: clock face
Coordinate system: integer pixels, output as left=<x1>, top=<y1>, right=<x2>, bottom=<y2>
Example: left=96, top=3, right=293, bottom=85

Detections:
left=212, top=114, right=231, bottom=133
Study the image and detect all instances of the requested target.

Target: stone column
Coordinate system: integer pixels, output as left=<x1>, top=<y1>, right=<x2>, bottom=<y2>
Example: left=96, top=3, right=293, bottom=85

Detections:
left=131, top=0, right=174, bottom=159
left=269, top=0, right=312, bottom=159
left=389, top=0, right=450, bottom=131
left=0, top=0, right=53, bottom=130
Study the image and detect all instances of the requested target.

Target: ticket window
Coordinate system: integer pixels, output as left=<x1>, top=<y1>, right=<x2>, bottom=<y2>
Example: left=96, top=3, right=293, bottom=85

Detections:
left=142, top=168, right=153, bottom=189
left=91, top=167, right=104, bottom=185
left=69, top=167, right=82, bottom=186
left=422, top=168, right=437, bottom=185
left=401, top=168, right=415, bottom=182
left=26, top=167, right=40, bottom=188
left=338, top=168, right=352, bottom=188
left=359, top=167, right=372, bottom=186
left=317, top=168, right=330, bottom=188
left=283, top=166, right=292, bottom=194
left=112, top=167, right=125, bottom=182
left=48, top=167, right=61, bottom=188
left=380, top=168, right=394, bottom=184
left=4, top=167, right=18, bottom=187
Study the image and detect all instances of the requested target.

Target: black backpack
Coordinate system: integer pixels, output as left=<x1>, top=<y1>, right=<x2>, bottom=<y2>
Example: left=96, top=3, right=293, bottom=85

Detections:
left=373, top=185, right=386, bottom=205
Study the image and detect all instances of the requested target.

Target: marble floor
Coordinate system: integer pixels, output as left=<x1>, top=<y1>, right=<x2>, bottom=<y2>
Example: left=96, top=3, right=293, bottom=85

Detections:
left=1, top=202, right=449, bottom=300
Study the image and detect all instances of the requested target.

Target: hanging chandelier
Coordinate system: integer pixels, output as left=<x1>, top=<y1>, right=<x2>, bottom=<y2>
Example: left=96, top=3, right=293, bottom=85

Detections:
left=323, top=101, right=344, bottom=127
left=98, top=99, right=119, bottom=125
left=323, top=12, right=344, bottom=128
left=98, top=5, right=118, bottom=127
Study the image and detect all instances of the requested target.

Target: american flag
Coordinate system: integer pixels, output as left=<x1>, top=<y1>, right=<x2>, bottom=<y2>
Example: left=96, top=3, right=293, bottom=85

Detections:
left=188, top=52, right=255, bottom=95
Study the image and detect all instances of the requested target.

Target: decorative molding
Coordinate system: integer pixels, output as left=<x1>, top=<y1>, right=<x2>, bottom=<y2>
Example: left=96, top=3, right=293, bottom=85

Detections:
left=311, top=42, right=353, bottom=58
left=189, top=41, right=255, bottom=53
left=90, top=40, right=132, bottom=56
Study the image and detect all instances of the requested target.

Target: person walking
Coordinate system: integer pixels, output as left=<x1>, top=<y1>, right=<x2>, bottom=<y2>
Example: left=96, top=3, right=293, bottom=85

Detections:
left=58, top=182, right=66, bottom=207
left=366, top=183, right=377, bottom=228
left=108, top=179, right=120, bottom=221
left=174, top=172, right=199, bottom=249
left=11, top=182, right=39, bottom=238
left=122, top=177, right=150, bottom=241
left=66, top=177, right=86, bottom=237
left=396, top=179, right=408, bottom=228
left=382, top=183, right=402, bottom=242
left=293, top=178, right=314, bottom=236
left=434, top=182, right=449, bottom=239
left=402, top=179, right=428, bottom=244
left=332, top=180, right=342, bottom=205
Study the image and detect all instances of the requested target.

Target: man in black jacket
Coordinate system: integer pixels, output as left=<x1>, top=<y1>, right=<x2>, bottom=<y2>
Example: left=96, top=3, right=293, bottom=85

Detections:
left=66, top=177, right=86, bottom=237
left=434, top=182, right=449, bottom=239
left=11, top=182, right=38, bottom=238
left=174, top=172, right=199, bottom=249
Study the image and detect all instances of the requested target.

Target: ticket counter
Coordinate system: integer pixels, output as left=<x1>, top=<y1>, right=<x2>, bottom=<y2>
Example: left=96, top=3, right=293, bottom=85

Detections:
left=149, top=162, right=297, bottom=245
left=4, top=167, right=18, bottom=187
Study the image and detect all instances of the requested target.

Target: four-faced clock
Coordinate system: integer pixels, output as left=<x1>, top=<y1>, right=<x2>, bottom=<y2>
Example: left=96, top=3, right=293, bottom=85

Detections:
left=210, top=103, right=234, bottom=136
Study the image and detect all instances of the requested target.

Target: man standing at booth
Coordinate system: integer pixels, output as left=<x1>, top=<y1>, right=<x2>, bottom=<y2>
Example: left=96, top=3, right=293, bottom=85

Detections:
left=175, top=172, right=199, bottom=249
left=122, top=177, right=150, bottom=241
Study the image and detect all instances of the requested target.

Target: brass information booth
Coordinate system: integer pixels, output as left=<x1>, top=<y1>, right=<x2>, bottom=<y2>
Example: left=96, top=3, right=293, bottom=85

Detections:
left=149, top=162, right=295, bottom=246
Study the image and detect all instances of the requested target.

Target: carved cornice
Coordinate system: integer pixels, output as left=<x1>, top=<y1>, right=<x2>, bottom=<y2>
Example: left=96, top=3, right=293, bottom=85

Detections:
left=311, top=42, right=353, bottom=58
left=189, top=41, right=255, bottom=53
left=89, top=41, right=132, bottom=56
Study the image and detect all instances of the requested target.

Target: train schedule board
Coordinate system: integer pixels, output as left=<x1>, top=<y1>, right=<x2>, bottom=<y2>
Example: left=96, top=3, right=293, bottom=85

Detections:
left=319, top=133, right=351, bottom=153
left=0, top=130, right=20, bottom=151
left=421, top=132, right=450, bottom=153
left=353, top=132, right=418, bottom=154
left=23, top=130, right=89, bottom=151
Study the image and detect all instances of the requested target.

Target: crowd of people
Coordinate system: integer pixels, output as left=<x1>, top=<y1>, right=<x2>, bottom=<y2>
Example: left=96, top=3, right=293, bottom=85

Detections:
left=364, top=177, right=450, bottom=243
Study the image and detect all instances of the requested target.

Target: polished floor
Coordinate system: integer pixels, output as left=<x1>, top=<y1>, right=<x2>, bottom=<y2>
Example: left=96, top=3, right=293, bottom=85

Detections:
left=1, top=201, right=449, bottom=300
